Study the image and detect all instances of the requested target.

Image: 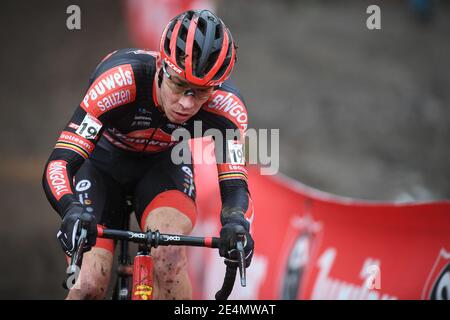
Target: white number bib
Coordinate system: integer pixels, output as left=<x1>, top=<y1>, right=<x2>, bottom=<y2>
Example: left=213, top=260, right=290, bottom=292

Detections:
left=76, top=113, right=102, bottom=139
left=227, top=141, right=245, bottom=165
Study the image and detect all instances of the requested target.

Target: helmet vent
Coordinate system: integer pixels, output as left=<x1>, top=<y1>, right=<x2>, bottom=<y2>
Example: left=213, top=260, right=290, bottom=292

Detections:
left=160, top=10, right=236, bottom=84
left=197, top=17, right=206, bottom=36
left=215, top=24, right=222, bottom=40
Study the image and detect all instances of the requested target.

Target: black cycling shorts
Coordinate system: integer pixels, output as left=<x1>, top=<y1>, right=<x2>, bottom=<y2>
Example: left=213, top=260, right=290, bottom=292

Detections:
left=73, top=139, right=197, bottom=252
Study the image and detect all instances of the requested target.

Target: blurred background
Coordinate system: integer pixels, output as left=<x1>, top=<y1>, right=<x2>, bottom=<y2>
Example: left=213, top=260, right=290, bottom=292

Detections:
left=0, top=0, right=449, bottom=299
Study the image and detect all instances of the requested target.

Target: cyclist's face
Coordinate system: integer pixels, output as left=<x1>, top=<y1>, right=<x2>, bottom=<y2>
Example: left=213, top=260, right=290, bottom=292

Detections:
left=159, top=62, right=214, bottom=124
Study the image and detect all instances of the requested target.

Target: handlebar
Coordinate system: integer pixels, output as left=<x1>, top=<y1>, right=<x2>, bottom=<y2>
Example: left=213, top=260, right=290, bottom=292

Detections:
left=63, top=222, right=247, bottom=300
left=97, top=227, right=221, bottom=249
left=215, top=265, right=237, bottom=300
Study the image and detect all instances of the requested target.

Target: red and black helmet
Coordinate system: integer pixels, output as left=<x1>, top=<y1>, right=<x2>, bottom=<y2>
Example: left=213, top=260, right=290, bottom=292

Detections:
left=159, top=10, right=236, bottom=86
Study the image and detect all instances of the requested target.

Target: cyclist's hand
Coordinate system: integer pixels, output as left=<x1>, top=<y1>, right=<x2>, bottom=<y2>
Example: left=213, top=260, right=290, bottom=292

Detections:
left=219, top=212, right=254, bottom=268
left=57, top=206, right=97, bottom=256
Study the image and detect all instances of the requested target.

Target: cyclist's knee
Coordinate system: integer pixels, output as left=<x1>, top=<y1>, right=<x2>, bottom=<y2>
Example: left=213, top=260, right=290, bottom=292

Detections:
left=142, top=205, right=194, bottom=235
left=143, top=207, right=193, bottom=284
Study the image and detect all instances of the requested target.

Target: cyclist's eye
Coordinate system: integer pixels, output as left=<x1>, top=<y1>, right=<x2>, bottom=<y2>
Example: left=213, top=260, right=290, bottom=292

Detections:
left=168, top=81, right=186, bottom=94
left=198, top=93, right=210, bottom=100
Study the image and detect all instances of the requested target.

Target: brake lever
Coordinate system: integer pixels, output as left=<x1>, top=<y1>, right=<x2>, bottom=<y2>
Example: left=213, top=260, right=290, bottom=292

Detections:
left=236, top=236, right=246, bottom=287
left=72, top=227, right=87, bottom=269
left=64, top=221, right=88, bottom=289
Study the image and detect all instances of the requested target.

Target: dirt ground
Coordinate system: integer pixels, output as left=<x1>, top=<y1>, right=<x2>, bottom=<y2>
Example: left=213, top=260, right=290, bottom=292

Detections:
left=0, top=0, right=449, bottom=298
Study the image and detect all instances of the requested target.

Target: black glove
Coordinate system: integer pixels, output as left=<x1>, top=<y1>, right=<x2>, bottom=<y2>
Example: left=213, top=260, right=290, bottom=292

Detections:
left=219, top=211, right=254, bottom=268
left=57, top=206, right=97, bottom=256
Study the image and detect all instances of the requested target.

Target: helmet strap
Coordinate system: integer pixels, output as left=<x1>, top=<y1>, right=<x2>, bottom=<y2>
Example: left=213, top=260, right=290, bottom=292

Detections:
left=157, top=68, right=163, bottom=88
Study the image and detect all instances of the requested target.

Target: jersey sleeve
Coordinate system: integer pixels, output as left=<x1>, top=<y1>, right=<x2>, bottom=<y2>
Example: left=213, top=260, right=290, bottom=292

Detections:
left=42, top=51, right=140, bottom=217
left=202, top=87, right=254, bottom=224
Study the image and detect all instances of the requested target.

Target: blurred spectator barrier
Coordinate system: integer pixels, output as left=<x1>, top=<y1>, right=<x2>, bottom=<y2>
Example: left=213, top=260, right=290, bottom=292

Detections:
left=189, top=138, right=450, bottom=300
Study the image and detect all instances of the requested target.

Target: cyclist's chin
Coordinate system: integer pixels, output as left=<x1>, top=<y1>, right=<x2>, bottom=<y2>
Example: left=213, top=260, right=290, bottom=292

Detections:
left=167, top=110, right=193, bottom=124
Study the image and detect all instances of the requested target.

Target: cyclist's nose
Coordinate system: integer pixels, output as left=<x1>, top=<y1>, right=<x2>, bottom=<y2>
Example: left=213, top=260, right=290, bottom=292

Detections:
left=178, top=95, right=196, bottom=111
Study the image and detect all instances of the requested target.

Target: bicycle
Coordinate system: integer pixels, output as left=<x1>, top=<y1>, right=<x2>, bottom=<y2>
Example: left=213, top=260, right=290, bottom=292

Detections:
left=63, top=211, right=247, bottom=300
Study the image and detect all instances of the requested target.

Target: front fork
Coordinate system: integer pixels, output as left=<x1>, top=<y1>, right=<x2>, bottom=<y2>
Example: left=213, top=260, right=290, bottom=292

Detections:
left=113, top=237, right=133, bottom=300
left=113, top=208, right=134, bottom=300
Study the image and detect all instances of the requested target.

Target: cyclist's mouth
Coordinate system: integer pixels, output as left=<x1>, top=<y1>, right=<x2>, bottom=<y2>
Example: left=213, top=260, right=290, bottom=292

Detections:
left=173, top=111, right=191, bottom=119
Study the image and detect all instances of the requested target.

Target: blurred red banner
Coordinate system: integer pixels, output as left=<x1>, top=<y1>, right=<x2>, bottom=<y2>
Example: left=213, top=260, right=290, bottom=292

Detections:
left=188, top=138, right=450, bottom=300
left=125, top=0, right=216, bottom=50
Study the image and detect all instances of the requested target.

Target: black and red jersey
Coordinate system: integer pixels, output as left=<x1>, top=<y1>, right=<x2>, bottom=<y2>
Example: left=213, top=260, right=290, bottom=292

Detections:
left=42, top=48, right=253, bottom=224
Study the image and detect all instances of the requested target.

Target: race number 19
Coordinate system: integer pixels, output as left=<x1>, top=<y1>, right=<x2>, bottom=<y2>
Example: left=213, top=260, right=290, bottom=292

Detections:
left=76, top=113, right=102, bottom=140
left=228, top=141, right=245, bottom=165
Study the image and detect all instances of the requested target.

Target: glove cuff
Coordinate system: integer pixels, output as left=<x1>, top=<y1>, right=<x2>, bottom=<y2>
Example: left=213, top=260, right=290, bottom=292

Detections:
left=62, top=203, right=83, bottom=219
left=220, top=208, right=249, bottom=231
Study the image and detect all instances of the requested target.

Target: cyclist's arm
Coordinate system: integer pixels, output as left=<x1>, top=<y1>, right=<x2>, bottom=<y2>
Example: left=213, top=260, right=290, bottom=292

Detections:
left=217, top=165, right=254, bottom=224
left=42, top=106, right=104, bottom=217
left=42, top=51, right=140, bottom=217
left=207, top=87, right=254, bottom=224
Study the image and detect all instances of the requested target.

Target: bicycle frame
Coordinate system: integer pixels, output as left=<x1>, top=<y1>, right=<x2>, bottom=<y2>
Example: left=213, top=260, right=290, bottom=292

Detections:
left=112, top=210, right=133, bottom=300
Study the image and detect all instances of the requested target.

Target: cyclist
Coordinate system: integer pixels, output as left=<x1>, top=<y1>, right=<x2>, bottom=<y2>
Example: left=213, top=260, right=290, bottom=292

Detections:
left=42, top=9, right=254, bottom=299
